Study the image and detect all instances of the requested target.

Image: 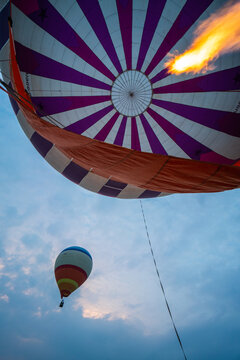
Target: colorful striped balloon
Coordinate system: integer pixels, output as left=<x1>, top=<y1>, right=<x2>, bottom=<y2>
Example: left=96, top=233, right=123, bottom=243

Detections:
left=54, top=246, right=92, bottom=299
left=0, top=0, right=239, bottom=198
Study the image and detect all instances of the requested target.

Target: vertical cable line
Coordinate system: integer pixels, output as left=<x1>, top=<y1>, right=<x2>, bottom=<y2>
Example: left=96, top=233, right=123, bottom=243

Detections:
left=140, top=200, right=188, bottom=360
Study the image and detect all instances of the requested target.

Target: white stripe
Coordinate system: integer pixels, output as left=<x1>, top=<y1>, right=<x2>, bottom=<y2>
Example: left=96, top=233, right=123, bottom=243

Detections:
left=144, top=110, right=190, bottom=158
left=12, top=5, right=112, bottom=86
left=117, top=184, right=146, bottom=199
left=49, top=0, right=118, bottom=77
left=41, top=101, right=112, bottom=127
left=20, top=74, right=111, bottom=98
left=122, top=117, right=132, bottom=149
left=17, top=109, right=35, bottom=139
left=79, top=171, right=108, bottom=194
left=99, top=0, right=127, bottom=72
left=0, top=41, right=10, bottom=82
left=141, top=0, right=186, bottom=73
left=45, top=145, right=71, bottom=173
left=132, top=0, right=149, bottom=70
left=153, top=92, right=240, bottom=113
left=150, top=103, right=240, bottom=160
left=55, top=250, right=92, bottom=277
left=105, top=114, right=123, bottom=143
left=82, top=108, right=117, bottom=138
left=135, top=115, right=152, bottom=153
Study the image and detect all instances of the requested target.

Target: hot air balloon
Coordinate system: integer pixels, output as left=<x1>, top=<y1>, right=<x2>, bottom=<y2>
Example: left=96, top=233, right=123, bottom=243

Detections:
left=0, top=0, right=239, bottom=199
left=55, top=246, right=92, bottom=307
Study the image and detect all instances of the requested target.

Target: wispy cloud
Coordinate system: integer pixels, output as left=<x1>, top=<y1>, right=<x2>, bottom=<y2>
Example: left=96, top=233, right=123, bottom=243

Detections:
left=18, top=336, right=43, bottom=344
left=0, top=258, right=4, bottom=270
left=22, top=287, right=44, bottom=297
left=0, top=294, right=9, bottom=302
left=22, top=266, right=31, bottom=275
left=33, top=306, right=42, bottom=318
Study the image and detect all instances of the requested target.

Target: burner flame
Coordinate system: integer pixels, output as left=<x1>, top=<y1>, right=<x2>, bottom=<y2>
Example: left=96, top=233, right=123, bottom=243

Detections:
left=166, top=1, right=240, bottom=75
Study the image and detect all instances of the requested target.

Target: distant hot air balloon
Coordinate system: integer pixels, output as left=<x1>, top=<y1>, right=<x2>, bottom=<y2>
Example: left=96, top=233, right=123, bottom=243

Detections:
left=0, top=0, right=240, bottom=199
left=54, top=246, right=92, bottom=307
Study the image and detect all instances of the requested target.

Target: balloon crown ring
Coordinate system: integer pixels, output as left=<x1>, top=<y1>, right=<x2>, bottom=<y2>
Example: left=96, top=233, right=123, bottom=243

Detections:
left=111, top=70, right=152, bottom=117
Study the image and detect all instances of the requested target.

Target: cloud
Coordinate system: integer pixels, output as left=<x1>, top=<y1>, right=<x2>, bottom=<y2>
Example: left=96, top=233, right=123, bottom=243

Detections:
left=0, top=294, right=9, bottom=302
left=0, top=258, right=4, bottom=270
left=33, top=306, right=42, bottom=318
left=18, top=336, right=43, bottom=344
left=22, top=287, right=43, bottom=297
left=5, top=281, right=15, bottom=291
left=22, top=267, right=31, bottom=275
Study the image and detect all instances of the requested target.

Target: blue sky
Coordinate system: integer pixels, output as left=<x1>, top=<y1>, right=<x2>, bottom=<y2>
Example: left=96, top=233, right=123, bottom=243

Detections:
left=1, top=88, right=240, bottom=360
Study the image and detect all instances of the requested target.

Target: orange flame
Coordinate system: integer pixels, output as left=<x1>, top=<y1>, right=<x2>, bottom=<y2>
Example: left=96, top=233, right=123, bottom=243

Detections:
left=166, top=1, right=240, bottom=75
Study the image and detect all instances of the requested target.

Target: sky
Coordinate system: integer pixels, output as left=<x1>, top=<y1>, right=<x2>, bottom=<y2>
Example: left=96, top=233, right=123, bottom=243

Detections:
left=0, top=87, right=240, bottom=360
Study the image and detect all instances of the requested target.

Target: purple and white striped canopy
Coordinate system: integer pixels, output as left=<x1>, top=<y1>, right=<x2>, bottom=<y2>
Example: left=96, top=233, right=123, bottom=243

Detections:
left=0, top=0, right=240, bottom=198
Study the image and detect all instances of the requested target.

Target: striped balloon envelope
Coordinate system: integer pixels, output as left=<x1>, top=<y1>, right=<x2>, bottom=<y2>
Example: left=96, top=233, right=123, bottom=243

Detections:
left=54, top=246, right=93, bottom=299
left=0, top=0, right=239, bottom=199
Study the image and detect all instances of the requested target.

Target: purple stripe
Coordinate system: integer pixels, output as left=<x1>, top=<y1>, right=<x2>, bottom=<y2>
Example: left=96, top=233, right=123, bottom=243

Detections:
left=147, top=107, right=225, bottom=162
left=9, top=94, right=20, bottom=115
left=15, top=42, right=111, bottom=91
left=152, top=99, right=240, bottom=137
left=131, top=117, right=141, bottom=151
left=116, top=0, right=132, bottom=70
left=136, top=0, right=166, bottom=71
left=153, top=66, right=240, bottom=92
left=11, top=0, right=39, bottom=13
left=31, top=96, right=110, bottom=116
left=65, top=105, right=114, bottom=134
left=105, top=179, right=127, bottom=190
left=139, top=114, right=167, bottom=155
left=98, top=186, right=121, bottom=197
left=150, top=68, right=169, bottom=84
left=30, top=132, right=53, bottom=157
left=77, top=0, right=122, bottom=74
left=114, top=116, right=127, bottom=146
left=8, top=83, right=20, bottom=115
left=94, top=112, right=119, bottom=141
left=145, top=0, right=214, bottom=76
left=139, top=190, right=161, bottom=198
left=62, top=162, right=88, bottom=184
left=12, top=0, right=115, bottom=81
left=0, top=2, right=10, bottom=50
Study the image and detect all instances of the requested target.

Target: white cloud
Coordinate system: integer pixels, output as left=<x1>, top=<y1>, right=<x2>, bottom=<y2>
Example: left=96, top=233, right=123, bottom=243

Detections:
left=18, top=336, right=43, bottom=344
left=22, top=287, right=43, bottom=297
left=33, top=306, right=42, bottom=318
left=5, top=281, right=15, bottom=291
left=0, top=269, right=18, bottom=281
left=0, top=294, right=9, bottom=302
left=0, top=258, right=5, bottom=270
left=21, top=266, right=31, bottom=275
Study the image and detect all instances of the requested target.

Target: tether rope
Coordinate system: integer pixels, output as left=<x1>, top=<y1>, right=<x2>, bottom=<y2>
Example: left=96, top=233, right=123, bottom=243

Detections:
left=140, top=200, right=188, bottom=360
